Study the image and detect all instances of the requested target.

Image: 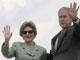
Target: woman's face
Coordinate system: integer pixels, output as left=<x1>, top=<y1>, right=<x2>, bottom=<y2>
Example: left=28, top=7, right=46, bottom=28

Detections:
left=22, top=27, right=35, bottom=43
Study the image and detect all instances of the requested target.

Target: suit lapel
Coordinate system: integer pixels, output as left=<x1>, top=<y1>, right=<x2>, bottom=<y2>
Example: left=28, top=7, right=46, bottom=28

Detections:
left=22, top=42, right=31, bottom=55
left=32, top=44, right=39, bottom=56
left=56, top=29, right=67, bottom=51
left=52, top=31, right=61, bottom=45
left=22, top=42, right=39, bottom=57
left=51, top=31, right=61, bottom=55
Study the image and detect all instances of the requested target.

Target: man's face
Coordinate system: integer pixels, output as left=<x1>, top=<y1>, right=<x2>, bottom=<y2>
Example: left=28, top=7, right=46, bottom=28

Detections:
left=58, top=10, right=72, bottom=29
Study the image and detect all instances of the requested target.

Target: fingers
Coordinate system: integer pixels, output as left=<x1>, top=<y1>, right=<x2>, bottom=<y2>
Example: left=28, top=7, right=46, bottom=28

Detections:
left=10, top=32, right=13, bottom=38
left=4, top=25, right=10, bottom=31
left=2, top=25, right=11, bottom=35
left=70, top=3, right=72, bottom=9
left=70, top=2, right=79, bottom=12
left=77, top=6, right=79, bottom=12
left=70, top=2, right=78, bottom=9
left=2, top=25, right=12, bottom=41
left=73, top=2, right=77, bottom=9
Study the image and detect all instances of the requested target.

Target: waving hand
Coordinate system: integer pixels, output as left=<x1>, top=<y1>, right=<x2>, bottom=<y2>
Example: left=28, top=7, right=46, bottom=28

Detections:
left=2, top=25, right=12, bottom=45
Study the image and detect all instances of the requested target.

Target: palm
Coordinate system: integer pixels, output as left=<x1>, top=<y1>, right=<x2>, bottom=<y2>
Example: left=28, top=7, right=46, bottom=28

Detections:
left=3, top=25, right=12, bottom=42
left=69, top=8, right=77, bottom=19
left=69, top=2, right=79, bottom=19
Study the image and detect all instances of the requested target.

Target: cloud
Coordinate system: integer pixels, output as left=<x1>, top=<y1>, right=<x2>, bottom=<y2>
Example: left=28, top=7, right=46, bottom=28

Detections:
left=1, top=0, right=14, bottom=8
left=1, top=0, right=33, bottom=9
left=15, top=0, right=33, bottom=8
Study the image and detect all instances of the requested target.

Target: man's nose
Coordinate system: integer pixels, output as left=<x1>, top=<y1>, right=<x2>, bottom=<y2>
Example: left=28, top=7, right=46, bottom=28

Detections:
left=60, top=17, right=65, bottom=21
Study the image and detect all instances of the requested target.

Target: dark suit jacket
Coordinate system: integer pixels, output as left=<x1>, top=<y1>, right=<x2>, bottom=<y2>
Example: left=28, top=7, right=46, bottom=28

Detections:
left=48, top=20, right=80, bottom=60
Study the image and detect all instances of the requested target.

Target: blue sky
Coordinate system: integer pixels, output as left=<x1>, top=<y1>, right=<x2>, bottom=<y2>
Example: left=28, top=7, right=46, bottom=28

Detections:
left=0, top=0, right=80, bottom=60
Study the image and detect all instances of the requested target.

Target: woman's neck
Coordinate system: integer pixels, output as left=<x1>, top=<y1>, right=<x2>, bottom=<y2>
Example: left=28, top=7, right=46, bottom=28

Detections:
left=26, top=41, right=34, bottom=46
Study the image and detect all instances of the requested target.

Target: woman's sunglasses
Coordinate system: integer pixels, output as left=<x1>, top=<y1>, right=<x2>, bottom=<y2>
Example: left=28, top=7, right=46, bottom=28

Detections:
left=22, top=30, right=34, bottom=35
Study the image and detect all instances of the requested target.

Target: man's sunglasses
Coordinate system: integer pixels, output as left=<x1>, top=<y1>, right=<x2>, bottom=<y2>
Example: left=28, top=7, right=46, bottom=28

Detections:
left=22, top=30, right=34, bottom=34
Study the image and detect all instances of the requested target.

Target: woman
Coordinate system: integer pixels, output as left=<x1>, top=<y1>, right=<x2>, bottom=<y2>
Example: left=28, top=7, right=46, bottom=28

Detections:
left=1, top=21, right=47, bottom=60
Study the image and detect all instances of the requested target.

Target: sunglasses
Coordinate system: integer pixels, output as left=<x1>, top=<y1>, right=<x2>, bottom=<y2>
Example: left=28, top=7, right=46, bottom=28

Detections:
left=22, top=30, right=34, bottom=35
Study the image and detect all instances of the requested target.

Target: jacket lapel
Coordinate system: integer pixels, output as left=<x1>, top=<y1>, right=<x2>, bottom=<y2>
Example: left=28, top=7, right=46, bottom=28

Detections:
left=22, top=42, right=39, bottom=57
left=32, top=44, right=39, bottom=56
left=22, top=42, right=31, bottom=55
left=56, top=29, right=67, bottom=51
left=51, top=31, right=61, bottom=55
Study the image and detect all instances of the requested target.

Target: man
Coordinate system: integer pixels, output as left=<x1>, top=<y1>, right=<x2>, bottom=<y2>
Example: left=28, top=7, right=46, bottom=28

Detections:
left=48, top=2, right=80, bottom=60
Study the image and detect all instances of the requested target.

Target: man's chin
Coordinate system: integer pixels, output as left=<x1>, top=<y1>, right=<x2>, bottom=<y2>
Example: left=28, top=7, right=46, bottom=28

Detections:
left=61, top=26, right=67, bottom=29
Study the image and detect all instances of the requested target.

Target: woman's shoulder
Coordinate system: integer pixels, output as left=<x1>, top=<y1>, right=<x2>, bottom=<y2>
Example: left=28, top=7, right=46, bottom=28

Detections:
left=36, top=44, right=46, bottom=51
left=12, top=42, right=24, bottom=46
